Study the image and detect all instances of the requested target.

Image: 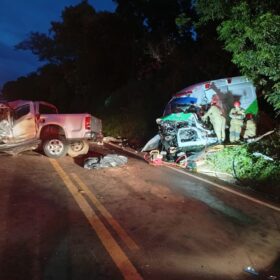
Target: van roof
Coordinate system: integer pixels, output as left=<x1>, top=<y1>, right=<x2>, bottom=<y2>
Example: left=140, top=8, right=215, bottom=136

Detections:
left=176, top=76, right=250, bottom=97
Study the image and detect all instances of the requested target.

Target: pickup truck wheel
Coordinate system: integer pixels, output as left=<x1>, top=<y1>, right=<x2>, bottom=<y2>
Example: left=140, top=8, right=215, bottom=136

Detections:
left=68, top=140, right=89, bottom=157
left=43, top=138, right=68, bottom=158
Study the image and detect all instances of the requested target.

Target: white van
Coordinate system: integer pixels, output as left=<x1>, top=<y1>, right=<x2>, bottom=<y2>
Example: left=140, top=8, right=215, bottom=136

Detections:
left=164, top=76, right=258, bottom=117
left=142, top=76, right=258, bottom=152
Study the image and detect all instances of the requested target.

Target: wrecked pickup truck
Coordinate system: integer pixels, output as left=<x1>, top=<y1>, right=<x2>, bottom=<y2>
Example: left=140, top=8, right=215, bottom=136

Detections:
left=0, top=100, right=102, bottom=158
left=142, top=76, right=258, bottom=161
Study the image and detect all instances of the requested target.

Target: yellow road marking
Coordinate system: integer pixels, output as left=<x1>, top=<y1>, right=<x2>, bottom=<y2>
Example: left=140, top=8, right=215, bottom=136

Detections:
left=49, top=159, right=143, bottom=280
left=166, top=165, right=280, bottom=212
left=70, top=173, right=140, bottom=251
left=105, top=142, right=280, bottom=212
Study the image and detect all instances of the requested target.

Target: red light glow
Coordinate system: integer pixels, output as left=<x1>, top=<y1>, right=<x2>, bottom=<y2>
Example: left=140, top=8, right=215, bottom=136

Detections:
left=85, top=116, right=91, bottom=130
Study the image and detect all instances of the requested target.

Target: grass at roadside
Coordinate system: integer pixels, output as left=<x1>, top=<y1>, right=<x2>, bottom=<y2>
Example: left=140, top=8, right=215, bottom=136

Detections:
left=206, top=131, right=280, bottom=201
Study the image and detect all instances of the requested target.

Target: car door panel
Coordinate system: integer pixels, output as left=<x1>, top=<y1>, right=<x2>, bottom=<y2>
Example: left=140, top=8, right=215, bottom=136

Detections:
left=12, top=103, right=37, bottom=142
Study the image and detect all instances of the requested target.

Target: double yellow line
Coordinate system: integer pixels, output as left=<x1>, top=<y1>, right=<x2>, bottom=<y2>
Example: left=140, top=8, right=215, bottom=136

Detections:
left=49, top=159, right=143, bottom=280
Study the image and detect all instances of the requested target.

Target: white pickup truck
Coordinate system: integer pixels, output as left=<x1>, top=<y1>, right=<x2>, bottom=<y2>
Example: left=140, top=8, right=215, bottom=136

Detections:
left=0, top=100, right=102, bottom=158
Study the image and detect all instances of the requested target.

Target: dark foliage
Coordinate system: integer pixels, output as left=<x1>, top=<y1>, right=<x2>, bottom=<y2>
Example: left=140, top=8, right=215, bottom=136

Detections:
left=3, top=0, right=237, bottom=143
left=194, top=0, right=280, bottom=111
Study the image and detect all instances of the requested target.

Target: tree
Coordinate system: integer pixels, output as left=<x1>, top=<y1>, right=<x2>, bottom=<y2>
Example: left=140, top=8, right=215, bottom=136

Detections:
left=113, top=0, right=195, bottom=78
left=4, top=0, right=239, bottom=143
left=114, top=0, right=194, bottom=39
left=194, top=0, right=280, bottom=112
left=14, top=1, right=139, bottom=112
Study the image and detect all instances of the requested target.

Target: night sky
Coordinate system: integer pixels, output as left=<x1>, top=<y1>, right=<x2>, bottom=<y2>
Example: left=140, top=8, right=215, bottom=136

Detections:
left=0, top=0, right=115, bottom=90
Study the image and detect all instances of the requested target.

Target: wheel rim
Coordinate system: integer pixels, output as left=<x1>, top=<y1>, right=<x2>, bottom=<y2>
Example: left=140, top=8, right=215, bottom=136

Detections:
left=47, top=139, right=64, bottom=155
left=70, top=141, right=84, bottom=152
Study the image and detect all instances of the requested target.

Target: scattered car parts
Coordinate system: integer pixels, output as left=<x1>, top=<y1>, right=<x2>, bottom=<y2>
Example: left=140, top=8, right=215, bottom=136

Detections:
left=84, top=154, right=128, bottom=169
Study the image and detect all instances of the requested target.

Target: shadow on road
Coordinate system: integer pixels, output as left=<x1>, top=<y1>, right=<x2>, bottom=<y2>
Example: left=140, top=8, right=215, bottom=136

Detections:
left=0, top=175, right=70, bottom=280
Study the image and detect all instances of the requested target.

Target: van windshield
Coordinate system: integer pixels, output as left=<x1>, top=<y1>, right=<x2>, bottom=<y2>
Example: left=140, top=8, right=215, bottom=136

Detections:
left=167, top=97, right=200, bottom=115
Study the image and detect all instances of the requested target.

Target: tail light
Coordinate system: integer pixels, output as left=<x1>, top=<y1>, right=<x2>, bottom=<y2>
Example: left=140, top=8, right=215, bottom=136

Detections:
left=85, top=116, right=91, bottom=130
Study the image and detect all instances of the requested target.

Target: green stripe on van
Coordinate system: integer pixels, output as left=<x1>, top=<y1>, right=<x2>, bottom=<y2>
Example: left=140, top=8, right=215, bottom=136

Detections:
left=161, top=112, right=192, bottom=122
left=245, top=99, right=258, bottom=115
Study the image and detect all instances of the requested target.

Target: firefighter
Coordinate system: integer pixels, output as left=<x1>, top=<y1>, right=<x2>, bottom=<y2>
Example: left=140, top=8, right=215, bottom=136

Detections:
left=243, top=113, right=256, bottom=141
left=201, top=100, right=226, bottom=143
left=229, top=101, right=245, bottom=143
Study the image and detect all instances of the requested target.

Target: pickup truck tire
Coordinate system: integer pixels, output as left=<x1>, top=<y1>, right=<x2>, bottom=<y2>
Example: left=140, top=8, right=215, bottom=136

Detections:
left=43, top=138, right=68, bottom=158
left=68, top=140, right=89, bottom=157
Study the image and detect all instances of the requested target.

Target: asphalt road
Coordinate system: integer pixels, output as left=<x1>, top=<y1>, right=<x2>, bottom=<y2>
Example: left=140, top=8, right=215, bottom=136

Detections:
left=0, top=147, right=279, bottom=280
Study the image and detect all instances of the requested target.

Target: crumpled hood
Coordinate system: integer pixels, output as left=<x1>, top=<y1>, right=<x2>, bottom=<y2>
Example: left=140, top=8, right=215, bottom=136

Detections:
left=0, top=120, right=12, bottom=138
left=0, top=104, right=13, bottom=143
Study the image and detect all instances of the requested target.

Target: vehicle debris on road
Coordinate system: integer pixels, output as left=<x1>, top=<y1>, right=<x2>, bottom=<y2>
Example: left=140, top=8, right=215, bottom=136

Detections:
left=83, top=154, right=128, bottom=169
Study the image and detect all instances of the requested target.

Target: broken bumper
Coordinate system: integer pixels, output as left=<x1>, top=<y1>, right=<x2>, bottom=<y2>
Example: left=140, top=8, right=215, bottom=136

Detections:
left=0, top=139, right=41, bottom=154
left=84, top=131, right=103, bottom=142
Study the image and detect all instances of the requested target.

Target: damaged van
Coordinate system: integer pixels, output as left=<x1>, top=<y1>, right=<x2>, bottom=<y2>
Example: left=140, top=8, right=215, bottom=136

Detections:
left=164, top=76, right=258, bottom=117
left=142, top=76, right=258, bottom=155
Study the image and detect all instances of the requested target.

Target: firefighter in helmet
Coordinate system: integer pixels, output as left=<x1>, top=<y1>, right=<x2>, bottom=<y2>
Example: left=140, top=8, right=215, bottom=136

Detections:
left=229, top=101, right=245, bottom=143
left=202, top=99, right=226, bottom=143
left=243, top=113, right=256, bottom=141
